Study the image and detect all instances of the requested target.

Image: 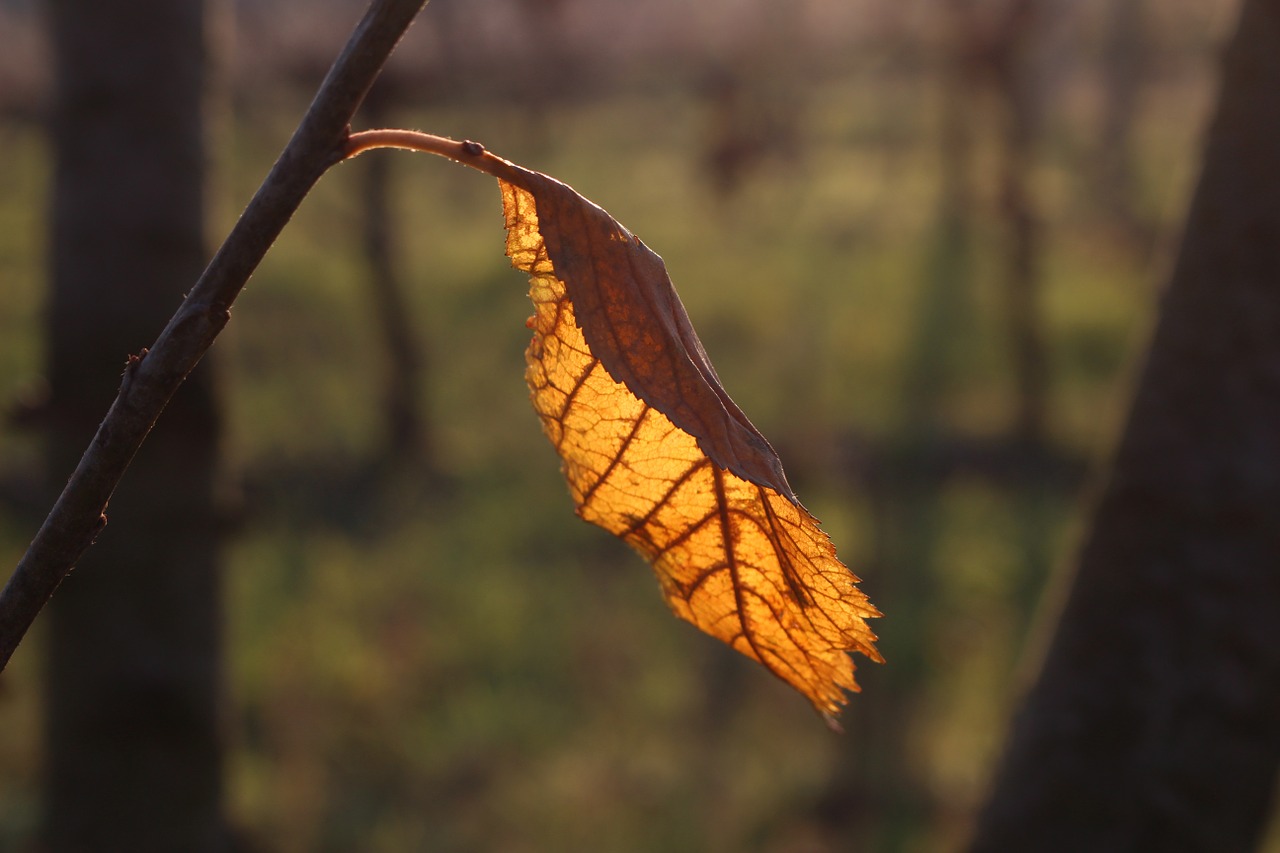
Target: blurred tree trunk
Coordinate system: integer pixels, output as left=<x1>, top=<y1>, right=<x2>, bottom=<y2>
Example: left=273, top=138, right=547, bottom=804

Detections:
left=1098, top=0, right=1148, bottom=246
left=969, top=1, right=1280, bottom=850
left=825, top=6, right=982, bottom=848
left=43, top=1, right=228, bottom=850
left=361, top=90, right=432, bottom=472
left=989, top=0, right=1048, bottom=449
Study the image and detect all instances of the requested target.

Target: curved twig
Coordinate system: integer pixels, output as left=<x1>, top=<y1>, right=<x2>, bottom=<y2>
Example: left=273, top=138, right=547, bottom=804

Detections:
left=0, top=0, right=430, bottom=671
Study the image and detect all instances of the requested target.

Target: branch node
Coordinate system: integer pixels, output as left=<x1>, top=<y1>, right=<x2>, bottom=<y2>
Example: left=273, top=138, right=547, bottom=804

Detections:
left=121, top=348, right=150, bottom=390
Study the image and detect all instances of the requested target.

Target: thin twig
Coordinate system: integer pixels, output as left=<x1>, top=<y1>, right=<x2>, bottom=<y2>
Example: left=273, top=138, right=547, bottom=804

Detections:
left=0, top=0, right=430, bottom=671
left=344, top=129, right=534, bottom=184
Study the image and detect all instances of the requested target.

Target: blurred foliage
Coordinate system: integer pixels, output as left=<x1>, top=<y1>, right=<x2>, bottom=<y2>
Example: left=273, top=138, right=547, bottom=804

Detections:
left=0, top=1, right=1246, bottom=848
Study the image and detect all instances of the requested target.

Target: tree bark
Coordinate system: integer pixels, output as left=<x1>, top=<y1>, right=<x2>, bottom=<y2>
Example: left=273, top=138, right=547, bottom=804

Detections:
left=969, top=1, right=1280, bottom=850
left=42, top=1, right=227, bottom=849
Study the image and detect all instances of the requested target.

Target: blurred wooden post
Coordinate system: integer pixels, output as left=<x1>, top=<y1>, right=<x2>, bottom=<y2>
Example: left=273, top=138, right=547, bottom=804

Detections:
left=970, top=1, right=1280, bottom=848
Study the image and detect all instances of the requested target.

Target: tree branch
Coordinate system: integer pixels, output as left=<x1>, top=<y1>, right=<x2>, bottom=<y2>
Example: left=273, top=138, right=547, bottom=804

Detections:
left=0, top=0, right=430, bottom=671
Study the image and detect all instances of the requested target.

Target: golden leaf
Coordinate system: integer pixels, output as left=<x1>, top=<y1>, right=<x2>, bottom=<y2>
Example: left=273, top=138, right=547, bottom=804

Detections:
left=500, top=174, right=881, bottom=720
left=342, top=132, right=882, bottom=720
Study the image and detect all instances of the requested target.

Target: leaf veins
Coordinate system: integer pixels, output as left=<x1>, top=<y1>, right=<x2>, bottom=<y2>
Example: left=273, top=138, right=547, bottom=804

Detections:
left=502, top=174, right=882, bottom=719
left=343, top=131, right=883, bottom=720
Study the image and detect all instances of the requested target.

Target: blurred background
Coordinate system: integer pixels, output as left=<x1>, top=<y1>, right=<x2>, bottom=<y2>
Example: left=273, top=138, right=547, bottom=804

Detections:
left=0, top=0, right=1255, bottom=849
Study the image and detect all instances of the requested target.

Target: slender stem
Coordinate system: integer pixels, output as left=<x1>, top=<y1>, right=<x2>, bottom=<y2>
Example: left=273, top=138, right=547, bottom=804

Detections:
left=0, top=0, right=429, bottom=672
left=344, top=128, right=533, bottom=187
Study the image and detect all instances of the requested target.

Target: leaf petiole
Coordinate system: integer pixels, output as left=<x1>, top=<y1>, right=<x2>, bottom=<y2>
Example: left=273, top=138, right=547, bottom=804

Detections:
left=344, top=128, right=528, bottom=186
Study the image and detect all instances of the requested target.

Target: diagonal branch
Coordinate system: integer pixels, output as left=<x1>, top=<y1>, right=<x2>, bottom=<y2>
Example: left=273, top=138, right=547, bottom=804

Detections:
left=0, top=0, right=430, bottom=671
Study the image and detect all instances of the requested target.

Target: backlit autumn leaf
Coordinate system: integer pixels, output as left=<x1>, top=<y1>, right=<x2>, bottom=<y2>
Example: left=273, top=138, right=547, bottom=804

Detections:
left=345, top=131, right=883, bottom=720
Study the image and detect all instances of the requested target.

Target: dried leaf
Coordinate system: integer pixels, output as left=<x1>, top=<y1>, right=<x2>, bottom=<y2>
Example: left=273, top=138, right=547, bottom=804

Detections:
left=344, top=132, right=882, bottom=719
left=498, top=169, right=882, bottom=719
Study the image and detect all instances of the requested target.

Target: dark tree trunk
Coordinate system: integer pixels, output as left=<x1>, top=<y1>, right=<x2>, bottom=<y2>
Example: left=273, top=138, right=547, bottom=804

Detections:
left=43, top=1, right=227, bottom=850
left=969, top=1, right=1280, bottom=850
